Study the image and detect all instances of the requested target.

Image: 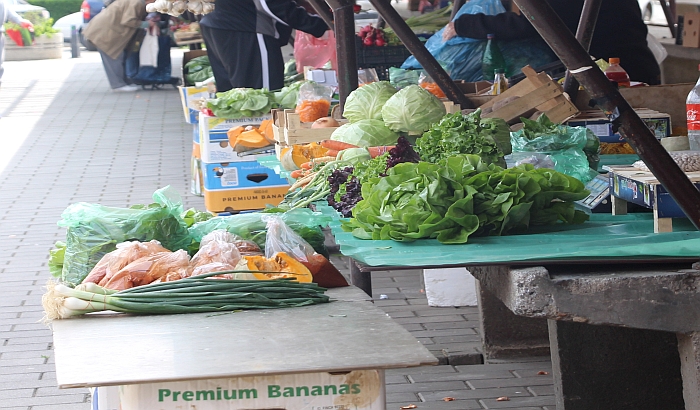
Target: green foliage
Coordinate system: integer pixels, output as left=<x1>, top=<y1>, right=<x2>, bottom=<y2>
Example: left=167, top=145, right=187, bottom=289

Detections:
left=27, top=0, right=83, bottom=21
left=417, top=110, right=511, bottom=167
left=207, top=88, right=275, bottom=119
left=34, top=18, right=60, bottom=37
left=342, top=157, right=589, bottom=244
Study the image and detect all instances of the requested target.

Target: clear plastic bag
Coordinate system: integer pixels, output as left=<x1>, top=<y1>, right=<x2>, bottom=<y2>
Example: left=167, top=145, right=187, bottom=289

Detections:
left=188, top=209, right=332, bottom=257
left=82, top=240, right=169, bottom=285
left=199, top=229, right=262, bottom=256
left=58, top=187, right=191, bottom=286
left=510, top=149, right=599, bottom=184
left=293, top=30, right=337, bottom=74
left=263, top=216, right=348, bottom=288
left=633, top=150, right=700, bottom=172
left=190, top=231, right=242, bottom=274
left=358, top=69, right=380, bottom=85
left=419, top=72, right=446, bottom=98
left=295, top=82, right=333, bottom=122
left=389, top=67, right=421, bottom=88
left=99, top=250, right=191, bottom=290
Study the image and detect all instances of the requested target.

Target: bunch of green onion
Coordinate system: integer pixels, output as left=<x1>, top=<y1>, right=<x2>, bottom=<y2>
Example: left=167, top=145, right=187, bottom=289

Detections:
left=42, top=271, right=330, bottom=322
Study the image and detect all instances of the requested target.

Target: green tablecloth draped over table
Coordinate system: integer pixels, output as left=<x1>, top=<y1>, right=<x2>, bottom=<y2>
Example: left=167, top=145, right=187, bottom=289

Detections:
left=315, top=203, right=700, bottom=266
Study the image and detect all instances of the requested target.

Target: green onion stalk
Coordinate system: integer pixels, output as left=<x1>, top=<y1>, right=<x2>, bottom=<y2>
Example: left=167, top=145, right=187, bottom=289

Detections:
left=42, top=271, right=330, bottom=323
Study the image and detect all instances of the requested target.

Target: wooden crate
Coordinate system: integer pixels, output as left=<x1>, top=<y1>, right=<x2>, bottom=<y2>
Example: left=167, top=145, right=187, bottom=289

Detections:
left=270, top=109, right=347, bottom=146
left=607, top=165, right=700, bottom=233
left=479, top=66, right=579, bottom=126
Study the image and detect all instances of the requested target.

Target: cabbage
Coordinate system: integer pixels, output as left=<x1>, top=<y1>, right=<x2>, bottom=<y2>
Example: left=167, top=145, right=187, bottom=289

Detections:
left=342, top=81, right=397, bottom=122
left=331, top=120, right=399, bottom=147
left=381, top=85, right=446, bottom=134
left=337, top=148, right=371, bottom=164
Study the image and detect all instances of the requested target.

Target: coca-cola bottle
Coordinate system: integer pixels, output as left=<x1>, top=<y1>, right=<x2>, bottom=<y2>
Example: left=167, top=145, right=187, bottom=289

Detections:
left=686, top=64, right=700, bottom=150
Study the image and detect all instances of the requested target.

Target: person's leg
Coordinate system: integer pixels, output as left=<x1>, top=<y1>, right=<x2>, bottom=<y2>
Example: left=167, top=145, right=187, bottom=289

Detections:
left=263, top=35, right=285, bottom=91
left=98, top=49, right=128, bottom=89
left=200, top=25, right=233, bottom=92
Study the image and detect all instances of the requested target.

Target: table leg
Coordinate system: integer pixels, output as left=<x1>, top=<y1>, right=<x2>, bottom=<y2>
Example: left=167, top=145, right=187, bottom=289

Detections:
left=611, top=195, right=628, bottom=215
left=677, top=332, right=700, bottom=409
left=548, top=320, right=685, bottom=410
left=349, top=258, right=372, bottom=297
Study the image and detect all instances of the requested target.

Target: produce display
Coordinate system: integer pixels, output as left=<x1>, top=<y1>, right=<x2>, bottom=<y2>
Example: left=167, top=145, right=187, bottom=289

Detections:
left=207, top=88, right=276, bottom=119
left=146, top=0, right=214, bottom=16
left=184, top=55, right=213, bottom=86
left=342, top=157, right=589, bottom=244
left=381, top=85, right=446, bottom=134
left=227, top=119, right=275, bottom=152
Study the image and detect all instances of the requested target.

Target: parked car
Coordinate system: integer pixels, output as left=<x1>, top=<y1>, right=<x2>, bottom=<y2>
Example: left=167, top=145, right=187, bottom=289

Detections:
left=638, top=0, right=700, bottom=26
left=52, top=11, right=83, bottom=43
left=6, top=0, right=49, bottom=20
left=80, top=0, right=105, bottom=50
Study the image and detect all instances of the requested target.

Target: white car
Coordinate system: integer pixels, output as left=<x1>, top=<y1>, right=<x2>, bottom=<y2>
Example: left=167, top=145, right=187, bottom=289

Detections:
left=6, top=0, right=49, bottom=20
left=53, top=12, right=83, bottom=43
left=638, top=0, right=700, bottom=26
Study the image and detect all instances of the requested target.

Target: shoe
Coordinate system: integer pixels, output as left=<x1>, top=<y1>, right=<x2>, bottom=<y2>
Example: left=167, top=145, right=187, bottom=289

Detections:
left=112, top=85, right=139, bottom=92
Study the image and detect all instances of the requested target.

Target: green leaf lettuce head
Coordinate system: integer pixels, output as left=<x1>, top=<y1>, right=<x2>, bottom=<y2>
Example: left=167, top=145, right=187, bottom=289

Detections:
left=342, top=158, right=589, bottom=244
left=381, top=84, right=446, bottom=134
left=207, top=88, right=275, bottom=119
left=330, top=119, right=399, bottom=148
left=416, top=110, right=511, bottom=166
left=48, top=241, right=66, bottom=278
left=343, top=81, right=397, bottom=122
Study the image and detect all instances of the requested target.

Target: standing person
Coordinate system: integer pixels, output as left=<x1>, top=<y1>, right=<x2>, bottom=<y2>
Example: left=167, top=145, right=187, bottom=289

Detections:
left=200, top=0, right=329, bottom=93
left=83, top=0, right=157, bottom=92
left=1, top=0, right=32, bottom=88
left=442, top=0, right=661, bottom=85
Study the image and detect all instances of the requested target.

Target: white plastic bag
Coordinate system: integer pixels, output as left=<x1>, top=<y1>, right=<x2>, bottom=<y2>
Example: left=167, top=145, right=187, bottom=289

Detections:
left=646, top=32, right=668, bottom=65
left=139, top=28, right=159, bottom=67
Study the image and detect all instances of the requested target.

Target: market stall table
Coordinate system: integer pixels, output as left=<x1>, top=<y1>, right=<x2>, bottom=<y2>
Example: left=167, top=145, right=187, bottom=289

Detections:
left=51, top=286, right=438, bottom=409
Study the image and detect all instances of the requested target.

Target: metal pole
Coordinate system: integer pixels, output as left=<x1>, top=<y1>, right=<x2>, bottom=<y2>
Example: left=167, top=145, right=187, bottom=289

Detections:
left=513, top=0, right=700, bottom=229
left=326, top=0, right=359, bottom=110
left=70, top=25, right=80, bottom=58
left=659, top=0, right=677, bottom=38
left=306, top=0, right=335, bottom=30
left=369, top=0, right=472, bottom=107
left=562, top=0, right=601, bottom=98
left=449, top=0, right=466, bottom=21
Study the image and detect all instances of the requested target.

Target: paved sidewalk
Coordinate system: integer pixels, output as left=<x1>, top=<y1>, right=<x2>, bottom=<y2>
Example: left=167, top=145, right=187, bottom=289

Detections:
left=0, top=49, right=553, bottom=409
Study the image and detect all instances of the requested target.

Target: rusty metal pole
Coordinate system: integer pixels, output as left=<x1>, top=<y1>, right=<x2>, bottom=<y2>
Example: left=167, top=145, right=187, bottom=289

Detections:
left=368, top=0, right=472, bottom=107
left=326, top=0, right=359, bottom=110
left=562, top=0, right=602, bottom=99
left=513, top=0, right=700, bottom=229
left=449, top=0, right=466, bottom=21
left=306, top=0, right=335, bottom=29
left=659, top=0, right=677, bottom=38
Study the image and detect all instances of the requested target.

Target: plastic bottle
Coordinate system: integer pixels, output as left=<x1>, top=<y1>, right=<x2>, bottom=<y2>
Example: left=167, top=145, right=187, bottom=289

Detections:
left=491, top=69, right=508, bottom=95
left=686, top=64, right=700, bottom=150
left=604, top=58, right=631, bottom=88
left=482, top=34, right=507, bottom=81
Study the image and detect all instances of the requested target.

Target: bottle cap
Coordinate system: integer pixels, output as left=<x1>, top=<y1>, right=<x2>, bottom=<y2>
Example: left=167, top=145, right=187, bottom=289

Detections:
left=609, top=57, right=620, bottom=64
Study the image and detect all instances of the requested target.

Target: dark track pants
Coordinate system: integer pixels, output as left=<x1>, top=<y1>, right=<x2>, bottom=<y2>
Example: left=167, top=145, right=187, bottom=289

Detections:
left=200, top=26, right=284, bottom=92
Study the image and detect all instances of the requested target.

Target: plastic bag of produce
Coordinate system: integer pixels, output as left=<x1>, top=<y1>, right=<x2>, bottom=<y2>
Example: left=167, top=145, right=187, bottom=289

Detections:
left=188, top=208, right=332, bottom=257
left=99, top=250, right=191, bottom=290
left=389, top=67, right=421, bottom=88
left=295, top=82, right=333, bottom=123
left=400, top=0, right=556, bottom=81
left=82, top=240, right=169, bottom=285
left=510, top=114, right=600, bottom=180
left=58, top=187, right=191, bottom=286
left=510, top=149, right=598, bottom=184
left=263, top=216, right=348, bottom=288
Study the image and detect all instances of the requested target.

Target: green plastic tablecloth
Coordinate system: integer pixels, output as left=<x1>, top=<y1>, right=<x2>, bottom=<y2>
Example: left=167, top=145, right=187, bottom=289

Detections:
left=316, top=203, right=700, bottom=267
left=597, top=154, right=639, bottom=172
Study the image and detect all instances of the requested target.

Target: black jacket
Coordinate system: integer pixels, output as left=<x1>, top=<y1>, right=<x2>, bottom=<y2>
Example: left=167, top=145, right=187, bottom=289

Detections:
left=453, top=0, right=660, bottom=84
left=200, top=0, right=328, bottom=45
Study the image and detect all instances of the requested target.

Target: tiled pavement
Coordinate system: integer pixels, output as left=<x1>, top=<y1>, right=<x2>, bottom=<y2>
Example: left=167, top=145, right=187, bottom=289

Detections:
left=0, top=48, right=554, bottom=409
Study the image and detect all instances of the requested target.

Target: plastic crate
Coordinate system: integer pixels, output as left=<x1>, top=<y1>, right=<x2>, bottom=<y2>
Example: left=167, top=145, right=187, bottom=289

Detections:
left=355, top=37, right=412, bottom=79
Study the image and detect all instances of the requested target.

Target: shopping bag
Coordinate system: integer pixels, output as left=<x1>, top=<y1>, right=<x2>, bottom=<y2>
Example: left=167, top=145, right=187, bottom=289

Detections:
left=401, top=0, right=557, bottom=81
left=293, top=30, right=337, bottom=73
left=139, top=28, right=159, bottom=67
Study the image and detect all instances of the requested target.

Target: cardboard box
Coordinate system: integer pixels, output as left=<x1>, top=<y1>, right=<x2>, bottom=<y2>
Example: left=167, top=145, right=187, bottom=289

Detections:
left=179, top=86, right=210, bottom=124
left=199, top=112, right=273, bottom=163
left=566, top=109, right=671, bottom=142
left=683, top=12, right=700, bottom=48
left=202, top=161, right=289, bottom=212
left=455, top=80, right=492, bottom=95
left=193, top=123, right=200, bottom=144
left=119, top=370, right=385, bottom=410
left=182, top=49, right=208, bottom=86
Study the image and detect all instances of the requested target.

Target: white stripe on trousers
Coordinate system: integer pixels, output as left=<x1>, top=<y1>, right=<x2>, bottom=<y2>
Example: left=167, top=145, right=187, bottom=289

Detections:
left=256, top=33, right=270, bottom=90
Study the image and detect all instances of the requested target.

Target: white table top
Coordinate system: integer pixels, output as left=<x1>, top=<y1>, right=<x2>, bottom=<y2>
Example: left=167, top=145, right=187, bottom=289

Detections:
left=52, top=286, right=437, bottom=388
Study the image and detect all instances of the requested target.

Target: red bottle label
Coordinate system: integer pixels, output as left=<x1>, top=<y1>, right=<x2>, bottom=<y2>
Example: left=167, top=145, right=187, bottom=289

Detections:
left=688, top=104, right=700, bottom=130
